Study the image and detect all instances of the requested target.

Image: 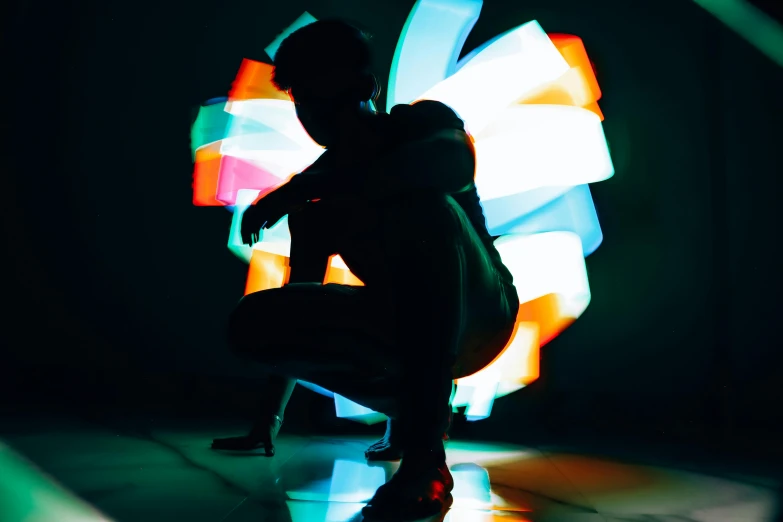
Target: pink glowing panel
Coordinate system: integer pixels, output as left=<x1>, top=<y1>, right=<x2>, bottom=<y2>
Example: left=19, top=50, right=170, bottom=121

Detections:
left=215, top=156, right=281, bottom=206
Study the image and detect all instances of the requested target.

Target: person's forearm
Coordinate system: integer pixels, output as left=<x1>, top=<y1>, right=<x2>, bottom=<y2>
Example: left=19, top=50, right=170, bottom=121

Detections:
left=287, top=166, right=409, bottom=204
left=281, top=171, right=337, bottom=203
left=354, top=131, right=476, bottom=199
left=251, top=174, right=329, bottom=214
left=271, top=130, right=475, bottom=205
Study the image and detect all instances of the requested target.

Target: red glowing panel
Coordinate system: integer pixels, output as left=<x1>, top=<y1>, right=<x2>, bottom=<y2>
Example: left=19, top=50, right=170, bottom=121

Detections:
left=229, top=59, right=291, bottom=102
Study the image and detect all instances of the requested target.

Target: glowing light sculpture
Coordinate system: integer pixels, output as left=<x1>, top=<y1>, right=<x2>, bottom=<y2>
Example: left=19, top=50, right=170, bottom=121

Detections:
left=190, top=0, right=614, bottom=424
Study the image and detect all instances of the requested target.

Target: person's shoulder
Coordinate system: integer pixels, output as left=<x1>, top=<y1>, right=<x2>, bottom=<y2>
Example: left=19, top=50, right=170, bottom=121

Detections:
left=302, top=148, right=334, bottom=173
left=389, top=100, right=465, bottom=133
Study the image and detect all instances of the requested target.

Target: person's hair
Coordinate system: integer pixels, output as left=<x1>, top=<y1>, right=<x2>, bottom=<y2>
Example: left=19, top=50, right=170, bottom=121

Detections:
left=272, top=19, right=373, bottom=93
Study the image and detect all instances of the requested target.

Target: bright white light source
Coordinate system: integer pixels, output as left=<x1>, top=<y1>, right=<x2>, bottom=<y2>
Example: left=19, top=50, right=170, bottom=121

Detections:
left=474, top=105, right=614, bottom=200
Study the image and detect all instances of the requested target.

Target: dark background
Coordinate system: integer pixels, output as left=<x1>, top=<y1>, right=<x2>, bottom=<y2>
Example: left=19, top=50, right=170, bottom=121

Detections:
left=3, top=0, right=782, bottom=457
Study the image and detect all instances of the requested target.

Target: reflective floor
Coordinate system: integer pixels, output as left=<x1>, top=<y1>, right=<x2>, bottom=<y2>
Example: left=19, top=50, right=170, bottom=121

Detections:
left=0, top=415, right=780, bottom=522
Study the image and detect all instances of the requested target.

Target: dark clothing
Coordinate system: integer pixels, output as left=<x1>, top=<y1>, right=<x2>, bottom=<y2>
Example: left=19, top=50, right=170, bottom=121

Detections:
left=383, top=102, right=514, bottom=287
left=229, top=101, right=519, bottom=451
left=298, top=101, right=514, bottom=286
left=450, top=186, right=513, bottom=284
left=230, top=196, right=518, bottom=446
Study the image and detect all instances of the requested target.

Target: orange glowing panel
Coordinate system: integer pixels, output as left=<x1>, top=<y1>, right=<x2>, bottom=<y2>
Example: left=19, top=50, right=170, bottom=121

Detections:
left=244, top=252, right=363, bottom=295
left=455, top=292, right=576, bottom=389
left=324, top=256, right=365, bottom=286
left=245, top=250, right=289, bottom=295
left=549, top=34, right=602, bottom=102
left=518, top=292, right=576, bottom=347
left=229, top=59, right=291, bottom=102
left=465, top=317, right=540, bottom=384
left=192, top=144, right=224, bottom=206
left=520, top=34, right=604, bottom=120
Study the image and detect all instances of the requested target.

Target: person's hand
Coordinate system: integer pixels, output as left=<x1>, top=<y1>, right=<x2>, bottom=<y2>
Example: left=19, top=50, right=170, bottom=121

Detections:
left=211, top=415, right=283, bottom=457
left=240, top=195, right=290, bottom=246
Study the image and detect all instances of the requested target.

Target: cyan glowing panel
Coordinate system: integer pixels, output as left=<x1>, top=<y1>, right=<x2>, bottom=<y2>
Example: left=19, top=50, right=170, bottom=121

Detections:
left=387, top=0, right=483, bottom=109
left=480, top=185, right=573, bottom=228
left=264, top=11, right=318, bottom=61
left=450, top=463, right=492, bottom=510
left=334, top=394, right=387, bottom=425
left=296, top=381, right=334, bottom=398
left=190, top=101, right=233, bottom=158
left=483, top=184, right=604, bottom=256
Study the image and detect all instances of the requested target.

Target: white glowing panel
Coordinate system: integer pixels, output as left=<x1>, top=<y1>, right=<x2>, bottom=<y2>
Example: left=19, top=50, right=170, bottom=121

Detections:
left=474, top=105, right=614, bottom=199
left=416, top=21, right=569, bottom=134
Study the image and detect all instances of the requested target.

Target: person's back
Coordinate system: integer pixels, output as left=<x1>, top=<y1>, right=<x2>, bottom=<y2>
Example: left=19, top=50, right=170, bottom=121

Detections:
left=299, top=99, right=514, bottom=292
left=383, top=101, right=514, bottom=288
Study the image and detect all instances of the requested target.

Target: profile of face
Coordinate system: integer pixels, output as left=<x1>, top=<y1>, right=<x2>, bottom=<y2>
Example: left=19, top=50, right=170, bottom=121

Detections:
left=289, top=72, right=372, bottom=148
left=292, top=88, right=347, bottom=148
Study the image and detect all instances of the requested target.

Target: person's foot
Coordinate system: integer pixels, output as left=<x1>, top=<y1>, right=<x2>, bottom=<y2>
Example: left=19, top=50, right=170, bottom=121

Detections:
left=365, top=418, right=402, bottom=461
left=361, top=459, right=454, bottom=520
left=211, top=415, right=283, bottom=457
left=365, top=416, right=451, bottom=462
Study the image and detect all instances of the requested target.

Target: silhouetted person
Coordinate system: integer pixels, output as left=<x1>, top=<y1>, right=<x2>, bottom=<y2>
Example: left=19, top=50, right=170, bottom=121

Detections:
left=218, top=20, right=519, bottom=519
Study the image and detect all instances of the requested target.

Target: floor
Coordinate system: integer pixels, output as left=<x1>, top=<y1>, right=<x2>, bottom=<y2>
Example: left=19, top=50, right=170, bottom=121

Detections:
left=0, top=414, right=780, bottom=522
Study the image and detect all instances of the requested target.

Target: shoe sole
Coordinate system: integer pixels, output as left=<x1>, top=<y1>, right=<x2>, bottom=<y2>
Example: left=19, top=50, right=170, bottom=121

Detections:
left=361, top=493, right=453, bottom=520
left=211, top=445, right=274, bottom=457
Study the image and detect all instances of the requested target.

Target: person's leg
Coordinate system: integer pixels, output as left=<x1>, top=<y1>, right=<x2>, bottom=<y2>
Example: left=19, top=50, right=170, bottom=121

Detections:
left=228, top=282, right=401, bottom=417
left=360, top=194, right=518, bottom=519
left=212, top=204, right=336, bottom=455
left=210, top=374, right=296, bottom=455
left=364, top=411, right=453, bottom=461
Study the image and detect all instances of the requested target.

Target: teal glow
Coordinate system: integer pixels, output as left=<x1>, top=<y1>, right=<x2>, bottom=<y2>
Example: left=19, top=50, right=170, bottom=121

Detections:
left=0, top=442, right=113, bottom=521
left=694, top=0, right=783, bottom=68
left=190, top=102, right=232, bottom=160
left=463, top=380, right=498, bottom=421
left=334, top=394, right=387, bottom=425
left=264, top=12, right=318, bottom=61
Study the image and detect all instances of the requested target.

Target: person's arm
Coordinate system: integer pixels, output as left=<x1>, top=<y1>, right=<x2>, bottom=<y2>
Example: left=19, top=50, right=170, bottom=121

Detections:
left=247, top=168, right=335, bottom=217
left=362, top=128, right=476, bottom=196
left=275, top=128, right=476, bottom=204
left=253, top=126, right=476, bottom=214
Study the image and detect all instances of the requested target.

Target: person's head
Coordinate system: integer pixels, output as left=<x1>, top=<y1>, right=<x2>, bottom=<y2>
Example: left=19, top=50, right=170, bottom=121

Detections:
left=272, top=20, right=379, bottom=147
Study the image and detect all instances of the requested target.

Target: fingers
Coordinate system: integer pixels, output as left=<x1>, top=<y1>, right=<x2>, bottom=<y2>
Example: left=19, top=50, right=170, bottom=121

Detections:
left=241, top=231, right=256, bottom=247
left=242, top=232, right=258, bottom=247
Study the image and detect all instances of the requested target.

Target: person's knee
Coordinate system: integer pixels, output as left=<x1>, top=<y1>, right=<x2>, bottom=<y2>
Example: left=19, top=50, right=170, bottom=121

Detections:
left=227, top=301, right=250, bottom=357
left=288, top=202, right=335, bottom=239
left=227, top=293, right=270, bottom=358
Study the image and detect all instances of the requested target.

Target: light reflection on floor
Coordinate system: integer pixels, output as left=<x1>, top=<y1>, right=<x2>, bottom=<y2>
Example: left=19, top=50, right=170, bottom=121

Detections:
left=284, top=459, right=504, bottom=521
left=0, top=416, right=780, bottom=522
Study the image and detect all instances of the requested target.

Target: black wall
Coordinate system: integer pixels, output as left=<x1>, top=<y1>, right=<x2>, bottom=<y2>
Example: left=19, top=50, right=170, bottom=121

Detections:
left=4, top=0, right=782, bottom=449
